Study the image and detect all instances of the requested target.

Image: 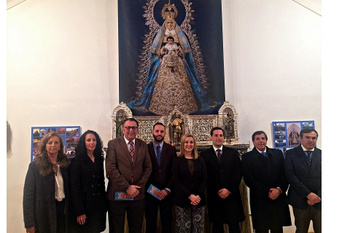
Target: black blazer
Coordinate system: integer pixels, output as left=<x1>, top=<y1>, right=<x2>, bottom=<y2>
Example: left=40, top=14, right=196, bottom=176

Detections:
left=242, top=147, right=291, bottom=228
left=201, top=146, right=245, bottom=223
left=69, top=153, right=107, bottom=231
left=146, top=142, right=177, bottom=191
left=172, top=156, right=207, bottom=208
left=285, top=145, right=321, bottom=210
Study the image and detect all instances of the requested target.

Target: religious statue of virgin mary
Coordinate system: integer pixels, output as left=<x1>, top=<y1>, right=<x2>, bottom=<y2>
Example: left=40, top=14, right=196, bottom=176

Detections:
left=127, top=0, right=215, bottom=115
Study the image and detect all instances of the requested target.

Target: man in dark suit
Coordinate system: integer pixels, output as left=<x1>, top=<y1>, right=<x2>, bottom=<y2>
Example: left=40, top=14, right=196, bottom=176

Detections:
left=145, top=122, right=177, bottom=233
left=106, top=118, right=152, bottom=233
left=285, top=128, right=321, bottom=233
left=201, top=127, right=245, bottom=233
left=242, top=131, right=291, bottom=233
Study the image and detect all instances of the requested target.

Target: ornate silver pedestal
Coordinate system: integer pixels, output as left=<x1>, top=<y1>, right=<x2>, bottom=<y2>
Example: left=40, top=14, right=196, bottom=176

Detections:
left=113, top=101, right=241, bottom=144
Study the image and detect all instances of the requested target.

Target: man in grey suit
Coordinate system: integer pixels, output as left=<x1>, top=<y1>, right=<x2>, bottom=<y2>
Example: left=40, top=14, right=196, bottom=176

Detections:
left=285, top=128, right=321, bottom=233
left=106, top=118, right=152, bottom=233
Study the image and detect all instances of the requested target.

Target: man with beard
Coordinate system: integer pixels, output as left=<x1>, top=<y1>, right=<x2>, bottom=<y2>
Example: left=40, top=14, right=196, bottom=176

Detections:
left=145, top=122, right=177, bottom=233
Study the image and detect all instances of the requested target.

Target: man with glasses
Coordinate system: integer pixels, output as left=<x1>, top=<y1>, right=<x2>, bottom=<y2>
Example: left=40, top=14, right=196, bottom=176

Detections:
left=106, top=118, right=152, bottom=233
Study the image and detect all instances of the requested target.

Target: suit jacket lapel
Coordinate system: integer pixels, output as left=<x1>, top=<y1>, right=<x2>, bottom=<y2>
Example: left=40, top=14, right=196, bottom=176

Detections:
left=221, top=146, right=226, bottom=162
left=149, top=143, right=156, bottom=161
left=252, top=148, right=261, bottom=160
left=310, top=148, right=321, bottom=171
left=266, top=147, right=274, bottom=159
left=160, top=143, right=170, bottom=166
left=134, top=139, right=141, bottom=163
left=118, top=137, right=132, bottom=163
left=211, top=147, right=221, bottom=166
left=295, top=145, right=311, bottom=169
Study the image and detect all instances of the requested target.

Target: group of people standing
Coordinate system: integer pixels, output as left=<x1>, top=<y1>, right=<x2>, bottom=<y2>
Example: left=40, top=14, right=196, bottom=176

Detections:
left=23, top=118, right=321, bottom=233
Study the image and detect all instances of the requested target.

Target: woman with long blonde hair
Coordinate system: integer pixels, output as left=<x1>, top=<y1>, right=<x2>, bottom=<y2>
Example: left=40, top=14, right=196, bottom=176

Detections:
left=172, top=134, right=207, bottom=233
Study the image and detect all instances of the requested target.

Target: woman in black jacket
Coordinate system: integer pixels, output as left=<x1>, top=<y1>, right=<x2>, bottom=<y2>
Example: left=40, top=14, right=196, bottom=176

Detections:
left=23, top=132, right=70, bottom=233
left=69, top=130, right=107, bottom=233
left=172, top=133, right=207, bottom=233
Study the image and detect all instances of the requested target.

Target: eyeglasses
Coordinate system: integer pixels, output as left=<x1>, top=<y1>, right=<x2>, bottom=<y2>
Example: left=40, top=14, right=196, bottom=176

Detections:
left=124, top=126, right=138, bottom=130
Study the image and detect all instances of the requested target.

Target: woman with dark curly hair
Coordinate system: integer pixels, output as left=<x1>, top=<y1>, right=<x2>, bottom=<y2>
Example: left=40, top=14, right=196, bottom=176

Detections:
left=69, top=130, right=107, bottom=233
left=23, top=132, right=70, bottom=233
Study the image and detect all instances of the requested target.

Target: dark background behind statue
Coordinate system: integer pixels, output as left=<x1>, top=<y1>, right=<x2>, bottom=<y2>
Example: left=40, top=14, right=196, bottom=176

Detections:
left=118, top=0, right=225, bottom=115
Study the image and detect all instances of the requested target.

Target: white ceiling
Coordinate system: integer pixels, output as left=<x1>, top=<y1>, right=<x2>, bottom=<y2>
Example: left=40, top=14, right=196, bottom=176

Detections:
left=293, top=0, right=321, bottom=15
left=7, top=0, right=26, bottom=10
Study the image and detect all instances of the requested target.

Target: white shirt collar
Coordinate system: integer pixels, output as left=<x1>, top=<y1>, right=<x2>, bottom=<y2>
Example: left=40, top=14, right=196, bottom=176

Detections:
left=301, top=145, right=315, bottom=152
left=256, top=148, right=267, bottom=154
left=212, top=145, right=223, bottom=151
left=124, top=137, right=135, bottom=145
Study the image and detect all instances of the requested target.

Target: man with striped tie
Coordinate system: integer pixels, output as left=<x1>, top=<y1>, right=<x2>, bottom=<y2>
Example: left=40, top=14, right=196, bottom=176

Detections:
left=106, top=118, right=152, bottom=233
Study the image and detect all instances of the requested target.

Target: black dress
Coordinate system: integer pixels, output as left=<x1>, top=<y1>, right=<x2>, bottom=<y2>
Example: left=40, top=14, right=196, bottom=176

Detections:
left=69, top=154, right=107, bottom=233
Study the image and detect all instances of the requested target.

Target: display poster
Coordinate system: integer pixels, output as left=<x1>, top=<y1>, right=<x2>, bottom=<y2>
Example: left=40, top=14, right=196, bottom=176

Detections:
left=31, top=126, right=81, bottom=161
left=272, top=120, right=315, bottom=152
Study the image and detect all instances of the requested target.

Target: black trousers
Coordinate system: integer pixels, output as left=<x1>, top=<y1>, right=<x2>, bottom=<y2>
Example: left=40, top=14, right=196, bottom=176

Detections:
left=56, top=199, right=66, bottom=233
left=145, top=193, right=173, bottom=233
left=212, top=222, right=240, bottom=233
left=108, top=199, right=145, bottom=233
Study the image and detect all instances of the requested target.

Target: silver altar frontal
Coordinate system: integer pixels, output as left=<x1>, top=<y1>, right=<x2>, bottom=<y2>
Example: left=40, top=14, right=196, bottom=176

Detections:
left=112, top=101, right=247, bottom=151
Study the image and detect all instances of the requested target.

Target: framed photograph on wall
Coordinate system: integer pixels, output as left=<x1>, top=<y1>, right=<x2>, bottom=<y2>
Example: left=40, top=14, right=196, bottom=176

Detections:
left=31, top=126, right=81, bottom=161
left=272, top=120, right=314, bottom=152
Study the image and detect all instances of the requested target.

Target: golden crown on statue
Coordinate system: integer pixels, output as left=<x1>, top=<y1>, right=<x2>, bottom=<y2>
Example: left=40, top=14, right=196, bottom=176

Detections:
left=161, top=0, right=178, bottom=19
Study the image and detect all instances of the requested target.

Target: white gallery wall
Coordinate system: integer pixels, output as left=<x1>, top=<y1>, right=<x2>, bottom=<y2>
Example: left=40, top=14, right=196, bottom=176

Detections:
left=7, top=0, right=321, bottom=232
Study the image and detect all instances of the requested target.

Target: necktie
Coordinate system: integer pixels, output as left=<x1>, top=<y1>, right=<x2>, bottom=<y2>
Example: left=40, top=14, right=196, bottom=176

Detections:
left=305, top=151, right=312, bottom=165
left=129, top=141, right=135, bottom=183
left=261, top=151, right=266, bottom=156
left=156, top=145, right=161, bottom=165
left=216, top=149, right=222, bottom=162
left=129, top=141, right=135, bottom=164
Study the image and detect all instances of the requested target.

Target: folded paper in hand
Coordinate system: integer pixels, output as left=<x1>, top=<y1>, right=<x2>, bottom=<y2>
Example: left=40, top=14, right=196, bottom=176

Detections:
left=114, top=191, right=134, bottom=201
left=147, top=184, right=161, bottom=200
